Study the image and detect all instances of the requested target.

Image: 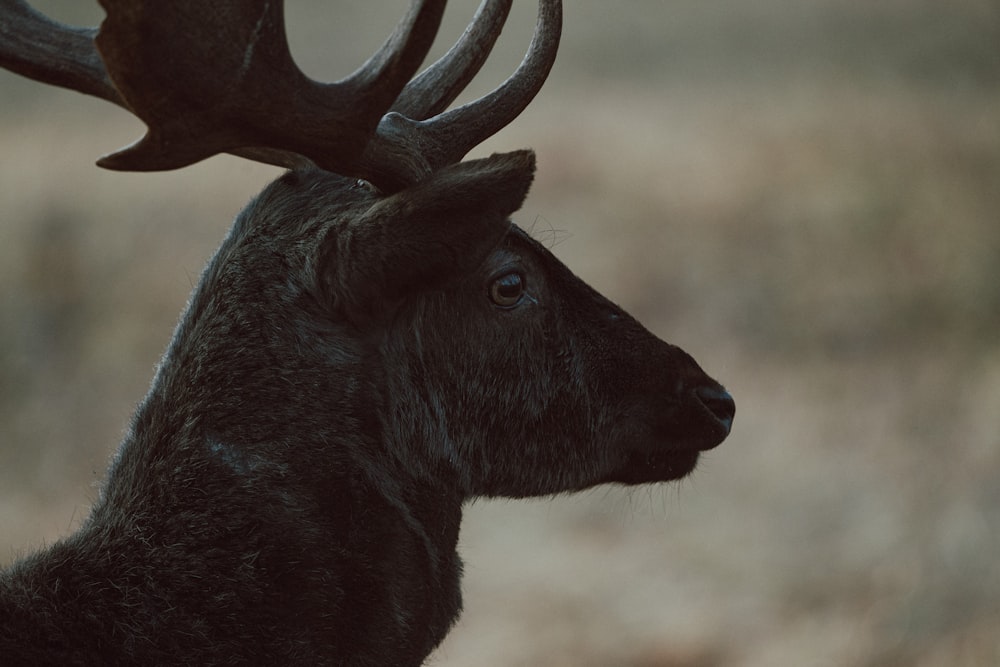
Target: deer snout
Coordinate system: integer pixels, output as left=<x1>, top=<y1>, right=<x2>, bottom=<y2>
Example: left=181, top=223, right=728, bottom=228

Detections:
left=691, top=385, right=735, bottom=449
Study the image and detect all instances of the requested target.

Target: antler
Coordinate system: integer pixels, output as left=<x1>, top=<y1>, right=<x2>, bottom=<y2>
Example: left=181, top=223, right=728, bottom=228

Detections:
left=366, top=0, right=561, bottom=189
left=0, top=0, right=561, bottom=191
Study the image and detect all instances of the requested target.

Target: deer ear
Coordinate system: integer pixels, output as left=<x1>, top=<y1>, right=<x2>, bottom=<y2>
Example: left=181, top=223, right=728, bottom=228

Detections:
left=325, top=150, right=535, bottom=315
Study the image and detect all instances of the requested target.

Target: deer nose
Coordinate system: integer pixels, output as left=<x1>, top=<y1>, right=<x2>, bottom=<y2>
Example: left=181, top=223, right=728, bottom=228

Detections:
left=694, top=385, right=735, bottom=442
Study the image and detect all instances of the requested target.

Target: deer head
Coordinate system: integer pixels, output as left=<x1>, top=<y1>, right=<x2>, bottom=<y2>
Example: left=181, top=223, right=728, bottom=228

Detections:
left=0, top=1, right=734, bottom=664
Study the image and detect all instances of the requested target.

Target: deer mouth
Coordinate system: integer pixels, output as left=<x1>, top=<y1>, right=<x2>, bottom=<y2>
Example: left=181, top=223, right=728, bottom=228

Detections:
left=605, top=448, right=701, bottom=485
left=601, top=383, right=733, bottom=485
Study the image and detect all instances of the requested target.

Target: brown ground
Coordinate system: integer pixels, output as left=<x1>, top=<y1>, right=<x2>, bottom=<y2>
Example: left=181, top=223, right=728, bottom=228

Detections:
left=2, top=1, right=998, bottom=665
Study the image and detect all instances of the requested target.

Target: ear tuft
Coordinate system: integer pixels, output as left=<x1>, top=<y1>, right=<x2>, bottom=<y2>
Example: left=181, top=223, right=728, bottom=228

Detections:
left=446, top=150, right=536, bottom=218
left=389, top=149, right=535, bottom=224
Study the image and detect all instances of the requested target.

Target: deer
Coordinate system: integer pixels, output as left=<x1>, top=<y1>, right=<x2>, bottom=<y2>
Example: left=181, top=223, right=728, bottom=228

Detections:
left=0, top=0, right=734, bottom=664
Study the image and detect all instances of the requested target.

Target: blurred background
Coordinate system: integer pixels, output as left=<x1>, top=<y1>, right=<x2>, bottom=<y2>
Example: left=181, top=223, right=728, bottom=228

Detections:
left=2, top=1, right=998, bottom=665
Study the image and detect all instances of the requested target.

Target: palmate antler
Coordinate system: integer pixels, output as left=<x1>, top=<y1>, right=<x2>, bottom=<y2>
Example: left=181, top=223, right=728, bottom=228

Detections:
left=0, top=0, right=561, bottom=191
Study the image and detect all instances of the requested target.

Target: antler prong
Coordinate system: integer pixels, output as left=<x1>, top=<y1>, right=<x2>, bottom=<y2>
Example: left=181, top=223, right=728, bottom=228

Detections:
left=1, top=0, right=562, bottom=191
left=392, top=0, right=513, bottom=121
left=0, top=0, right=119, bottom=104
left=420, top=0, right=561, bottom=167
left=357, top=0, right=562, bottom=190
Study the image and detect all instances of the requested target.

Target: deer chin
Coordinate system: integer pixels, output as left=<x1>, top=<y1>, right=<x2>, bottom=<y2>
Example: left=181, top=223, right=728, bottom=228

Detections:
left=604, top=448, right=701, bottom=485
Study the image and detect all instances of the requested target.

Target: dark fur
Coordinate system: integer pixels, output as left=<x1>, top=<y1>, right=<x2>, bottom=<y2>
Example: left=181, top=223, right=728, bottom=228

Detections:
left=0, top=150, right=732, bottom=665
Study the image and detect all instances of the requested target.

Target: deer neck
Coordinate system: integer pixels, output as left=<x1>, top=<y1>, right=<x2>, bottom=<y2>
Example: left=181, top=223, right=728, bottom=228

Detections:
left=1, top=398, right=467, bottom=665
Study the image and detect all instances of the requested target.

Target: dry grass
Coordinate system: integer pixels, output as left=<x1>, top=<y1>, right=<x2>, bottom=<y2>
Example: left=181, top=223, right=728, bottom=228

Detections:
left=2, top=1, right=999, bottom=665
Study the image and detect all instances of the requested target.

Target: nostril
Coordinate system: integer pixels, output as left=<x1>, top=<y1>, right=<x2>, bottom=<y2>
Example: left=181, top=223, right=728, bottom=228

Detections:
left=694, top=386, right=735, bottom=434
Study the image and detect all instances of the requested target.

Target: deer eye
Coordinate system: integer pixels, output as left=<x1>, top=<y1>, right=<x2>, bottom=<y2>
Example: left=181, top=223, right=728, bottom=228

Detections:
left=488, top=271, right=526, bottom=308
left=351, top=178, right=380, bottom=194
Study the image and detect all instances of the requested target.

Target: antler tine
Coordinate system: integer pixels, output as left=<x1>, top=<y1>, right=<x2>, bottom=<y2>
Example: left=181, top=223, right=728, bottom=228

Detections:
left=1, top=0, right=560, bottom=191
left=0, top=0, right=121, bottom=105
left=422, top=0, right=561, bottom=167
left=93, top=0, right=445, bottom=173
left=391, top=0, right=513, bottom=121
left=358, top=0, right=561, bottom=191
